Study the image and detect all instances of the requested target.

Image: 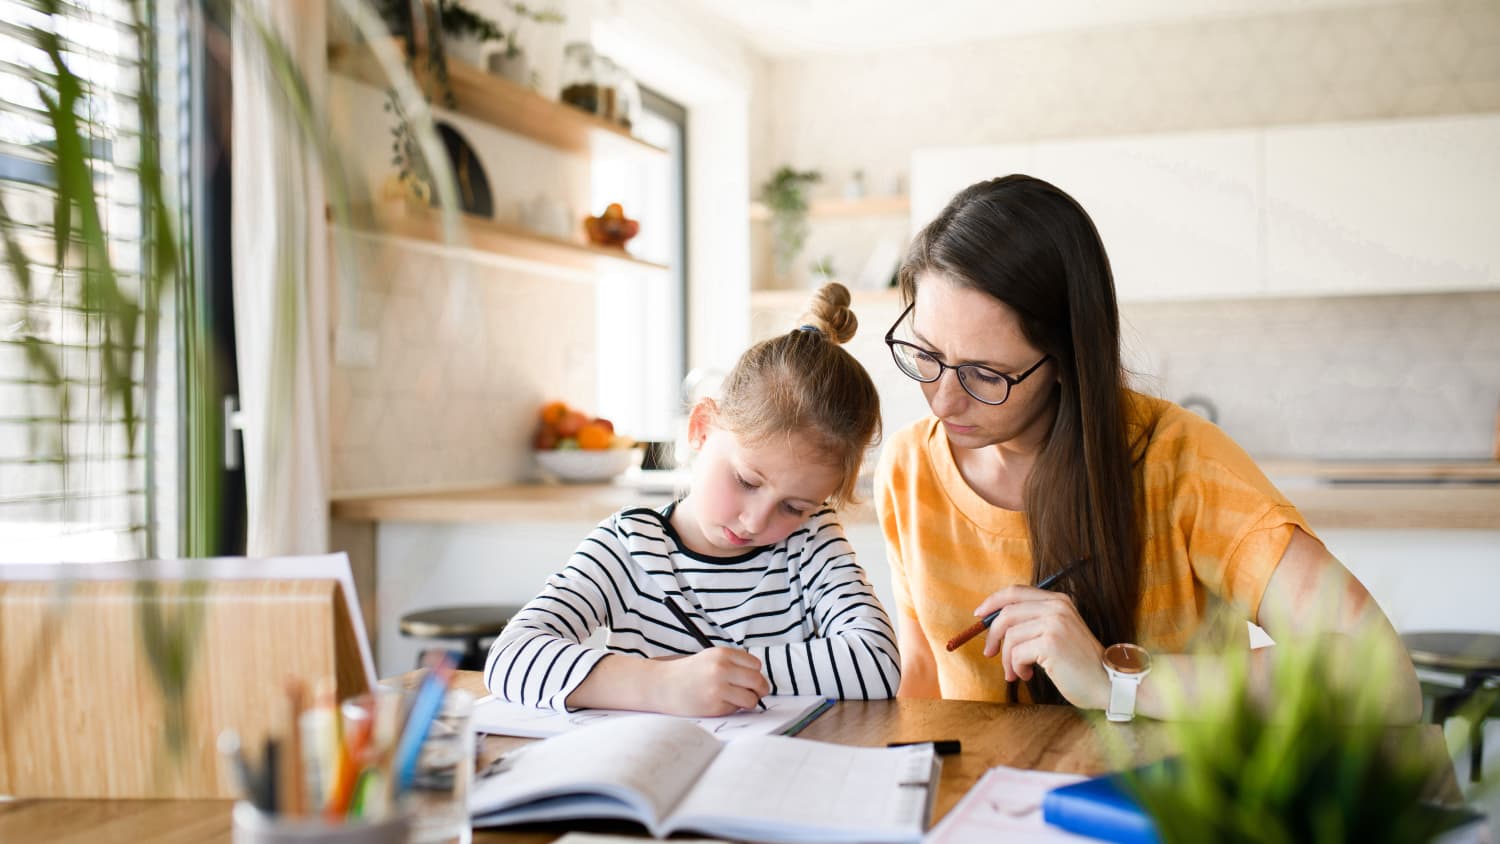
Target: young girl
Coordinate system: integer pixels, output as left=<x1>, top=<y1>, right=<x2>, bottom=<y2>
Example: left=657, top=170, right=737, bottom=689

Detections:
left=485, top=283, right=901, bottom=716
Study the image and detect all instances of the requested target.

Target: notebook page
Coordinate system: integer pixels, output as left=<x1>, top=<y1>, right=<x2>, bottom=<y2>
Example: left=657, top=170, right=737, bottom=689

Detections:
left=468, top=715, right=721, bottom=827
left=471, top=694, right=828, bottom=740
left=667, top=736, right=935, bottom=844
left=925, top=765, right=1093, bottom=844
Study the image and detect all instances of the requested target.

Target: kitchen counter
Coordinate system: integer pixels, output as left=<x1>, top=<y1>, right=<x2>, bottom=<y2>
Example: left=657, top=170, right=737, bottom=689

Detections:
left=331, top=461, right=1500, bottom=531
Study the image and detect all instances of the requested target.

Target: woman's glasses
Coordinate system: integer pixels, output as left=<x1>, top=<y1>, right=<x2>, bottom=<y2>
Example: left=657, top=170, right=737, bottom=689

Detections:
left=884, top=303, right=1050, bottom=406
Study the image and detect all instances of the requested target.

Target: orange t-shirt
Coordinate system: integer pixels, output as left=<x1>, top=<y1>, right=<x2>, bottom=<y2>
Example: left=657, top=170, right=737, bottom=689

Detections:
left=873, top=392, right=1313, bottom=703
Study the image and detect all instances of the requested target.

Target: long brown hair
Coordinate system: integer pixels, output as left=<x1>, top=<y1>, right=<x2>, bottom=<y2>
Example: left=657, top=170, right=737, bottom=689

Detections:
left=898, top=175, right=1143, bottom=703
left=716, top=282, right=881, bottom=507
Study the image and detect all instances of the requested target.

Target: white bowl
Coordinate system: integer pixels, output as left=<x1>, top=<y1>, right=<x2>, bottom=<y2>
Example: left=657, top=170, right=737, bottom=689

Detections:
left=535, top=448, right=640, bottom=483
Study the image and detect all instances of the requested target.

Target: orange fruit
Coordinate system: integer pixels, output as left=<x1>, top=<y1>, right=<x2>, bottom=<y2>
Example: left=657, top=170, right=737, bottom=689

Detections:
left=577, top=421, right=613, bottom=450
left=539, top=401, right=569, bottom=426
left=556, top=409, right=589, bottom=438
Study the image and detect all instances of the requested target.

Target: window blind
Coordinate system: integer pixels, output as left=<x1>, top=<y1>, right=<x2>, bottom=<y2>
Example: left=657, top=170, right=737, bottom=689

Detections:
left=0, top=0, right=169, bottom=562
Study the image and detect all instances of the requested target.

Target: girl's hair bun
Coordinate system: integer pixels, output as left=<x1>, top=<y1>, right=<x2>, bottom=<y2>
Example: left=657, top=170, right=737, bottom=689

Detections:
left=799, top=281, right=857, bottom=345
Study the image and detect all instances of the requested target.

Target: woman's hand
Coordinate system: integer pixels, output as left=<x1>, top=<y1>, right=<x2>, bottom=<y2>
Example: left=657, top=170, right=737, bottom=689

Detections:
left=647, top=647, right=770, bottom=716
left=977, top=586, right=1110, bottom=710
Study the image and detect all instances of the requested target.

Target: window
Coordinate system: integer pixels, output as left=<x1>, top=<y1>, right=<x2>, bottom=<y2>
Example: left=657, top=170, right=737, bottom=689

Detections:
left=590, top=86, right=687, bottom=441
left=0, top=0, right=176, bottom=561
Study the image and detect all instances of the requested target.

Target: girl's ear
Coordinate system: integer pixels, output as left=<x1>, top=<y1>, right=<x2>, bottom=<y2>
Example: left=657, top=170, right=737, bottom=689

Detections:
left=686, top=398, right=718, bottom=451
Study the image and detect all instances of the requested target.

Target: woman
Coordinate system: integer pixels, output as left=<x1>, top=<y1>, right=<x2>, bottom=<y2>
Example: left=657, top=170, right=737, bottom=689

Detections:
left=873, top=175, right=1420, bottom=722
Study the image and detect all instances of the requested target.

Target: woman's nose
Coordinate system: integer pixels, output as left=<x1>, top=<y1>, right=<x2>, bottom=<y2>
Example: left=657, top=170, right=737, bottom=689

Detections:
left=925, top=368, right=971, bottom=416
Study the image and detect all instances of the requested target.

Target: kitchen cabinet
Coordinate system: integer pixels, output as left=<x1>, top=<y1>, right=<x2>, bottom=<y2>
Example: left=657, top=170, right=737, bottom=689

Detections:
left=913, top=134, right=1262, bottom=302
left=1263, top=114, right=1500, bottom=297
left=911, top=114, right=1500, bottom=302
left=1031, top=131, right=1261, bottom=302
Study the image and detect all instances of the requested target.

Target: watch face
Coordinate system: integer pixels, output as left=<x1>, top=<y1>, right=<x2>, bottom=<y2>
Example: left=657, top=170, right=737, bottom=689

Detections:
left=1104, top=643, right=1151, bottom=675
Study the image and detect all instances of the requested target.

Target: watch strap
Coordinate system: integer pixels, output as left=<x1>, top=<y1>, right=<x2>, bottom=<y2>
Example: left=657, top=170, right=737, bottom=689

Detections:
left=1106, top=672, right=1140, bottom=722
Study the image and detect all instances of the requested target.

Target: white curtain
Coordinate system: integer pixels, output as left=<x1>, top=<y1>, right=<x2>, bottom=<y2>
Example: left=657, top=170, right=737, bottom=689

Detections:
left=230, top=0, right=330, bottom=555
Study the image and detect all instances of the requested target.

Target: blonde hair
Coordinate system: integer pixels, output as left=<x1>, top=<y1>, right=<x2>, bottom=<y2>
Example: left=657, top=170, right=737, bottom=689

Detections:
left=715, top=282, right=881, bottom=507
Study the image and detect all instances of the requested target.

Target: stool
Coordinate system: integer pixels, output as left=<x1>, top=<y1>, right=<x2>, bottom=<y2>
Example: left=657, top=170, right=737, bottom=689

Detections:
left=1402, top=631, right=1500, bottom=784
left=399, top=605, right=522, bottom=672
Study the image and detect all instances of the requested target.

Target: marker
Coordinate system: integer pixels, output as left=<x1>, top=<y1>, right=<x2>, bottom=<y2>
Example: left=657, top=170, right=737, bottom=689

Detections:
left=888, top=739, right=961, bottom=755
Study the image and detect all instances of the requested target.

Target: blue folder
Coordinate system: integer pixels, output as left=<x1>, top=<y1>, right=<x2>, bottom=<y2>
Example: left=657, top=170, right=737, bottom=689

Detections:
left=1041, top=770, right=1158, bottom=844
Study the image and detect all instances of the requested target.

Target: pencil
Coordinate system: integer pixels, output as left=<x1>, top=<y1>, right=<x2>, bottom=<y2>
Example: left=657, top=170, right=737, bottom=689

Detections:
left=663, top=596, right=767, bottom=711
left=945, top=558, right=1089, bottom=652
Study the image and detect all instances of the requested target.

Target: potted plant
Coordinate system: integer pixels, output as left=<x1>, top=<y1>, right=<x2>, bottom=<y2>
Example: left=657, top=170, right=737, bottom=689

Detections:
left=759, top=165, right=822, bottom=283
left=1117, top=621, right=1489, bottom=843
left=485, top=2, right=565, bottom=87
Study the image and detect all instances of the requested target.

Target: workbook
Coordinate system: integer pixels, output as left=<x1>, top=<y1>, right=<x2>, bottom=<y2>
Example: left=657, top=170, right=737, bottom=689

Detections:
left=469, top=715, right=938, bottom=844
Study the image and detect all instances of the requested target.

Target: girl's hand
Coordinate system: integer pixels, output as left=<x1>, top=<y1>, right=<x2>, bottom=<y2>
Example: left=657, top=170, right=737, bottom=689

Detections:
left=648, top=647, right=770, bottom=716
left=977, top=586, right=1110, bottom=710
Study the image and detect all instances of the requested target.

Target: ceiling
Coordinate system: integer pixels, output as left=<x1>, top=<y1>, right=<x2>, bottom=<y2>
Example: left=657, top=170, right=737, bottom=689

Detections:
left=688, top=0, right=1416, bottom=57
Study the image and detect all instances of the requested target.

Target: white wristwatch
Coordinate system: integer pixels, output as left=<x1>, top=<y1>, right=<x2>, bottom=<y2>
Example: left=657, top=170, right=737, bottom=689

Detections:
left=1102, top=643, right=1152, bottom=722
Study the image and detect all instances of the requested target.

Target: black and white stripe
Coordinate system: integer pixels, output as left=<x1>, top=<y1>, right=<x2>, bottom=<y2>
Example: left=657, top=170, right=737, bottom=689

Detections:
left=484, top=504, right=901, bottom=711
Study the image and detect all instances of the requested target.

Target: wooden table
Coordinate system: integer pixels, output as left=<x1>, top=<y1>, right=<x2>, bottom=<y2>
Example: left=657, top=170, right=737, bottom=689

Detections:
left=0, top=671, right=1463, bottom=843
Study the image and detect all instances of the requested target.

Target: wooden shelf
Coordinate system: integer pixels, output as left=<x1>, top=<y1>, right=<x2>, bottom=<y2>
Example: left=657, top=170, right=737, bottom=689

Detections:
left=345, top=202, right=669, bottom=276
left=750, top=287, right=902, bottom=310
left=749, top=195, right=910, bottom=221
left=328, top=39, right=666, bottom=159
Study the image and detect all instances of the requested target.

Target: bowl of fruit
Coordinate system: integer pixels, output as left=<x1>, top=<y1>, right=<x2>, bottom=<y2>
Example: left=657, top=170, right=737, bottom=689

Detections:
left=583, top=203, right=640, bottom=249
left=533, top=401, right=640, bottom=483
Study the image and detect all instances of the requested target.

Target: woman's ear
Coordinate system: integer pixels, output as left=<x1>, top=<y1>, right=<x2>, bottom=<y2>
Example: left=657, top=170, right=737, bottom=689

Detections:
left=686, top=398, right=718, bottom=451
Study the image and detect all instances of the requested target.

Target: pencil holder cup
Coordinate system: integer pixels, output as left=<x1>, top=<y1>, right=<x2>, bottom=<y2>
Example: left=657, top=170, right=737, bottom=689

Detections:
left=393, top=686, right=476, bottom=844
left=231, top=802, right=411, bottom=843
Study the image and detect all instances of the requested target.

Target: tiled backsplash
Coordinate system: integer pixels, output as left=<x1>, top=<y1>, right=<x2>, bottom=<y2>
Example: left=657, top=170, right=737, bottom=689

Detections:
left=1122, top=291, right=1500, bottom=459
left=756, top=289, right=1500, bottom=462
left=329, top=242, right=597, bottom=495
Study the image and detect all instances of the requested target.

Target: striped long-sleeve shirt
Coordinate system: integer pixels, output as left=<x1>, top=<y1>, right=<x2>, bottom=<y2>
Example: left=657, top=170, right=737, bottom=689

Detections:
left=483, top=502, right=901, bottom=711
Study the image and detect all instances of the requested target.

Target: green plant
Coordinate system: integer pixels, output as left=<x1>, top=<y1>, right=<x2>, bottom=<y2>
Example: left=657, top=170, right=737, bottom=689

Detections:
left=384, top=89, right=433, bottom=201
left=810, top=255, right=836, bottom=281
left=1121, top=632, right=1481, bottom=843
left=437, top=0, right=504, bottom=43
left=499, top=2, right=564, bottom=59
left=2, top=0, right=460, bottom=770
left=759, top=166, right=821, bottom=280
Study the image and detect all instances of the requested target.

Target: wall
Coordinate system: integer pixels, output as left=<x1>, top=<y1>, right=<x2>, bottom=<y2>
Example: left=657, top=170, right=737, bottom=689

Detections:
left=324, top=61, right=598, bottom=495
left=1121, top=290, right=1500, bottom=459
left=325, top=0, right=769, bottom=494
left=750, top=0, right=1500, bottom=460
left=759, top=0, right=1500, bottom=197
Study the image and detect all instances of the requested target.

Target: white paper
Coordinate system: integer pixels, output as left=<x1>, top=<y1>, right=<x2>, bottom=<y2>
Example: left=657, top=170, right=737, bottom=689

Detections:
left=924, top=765, right=1095, bottom=844
left=471, top=694, right=830, bottom=741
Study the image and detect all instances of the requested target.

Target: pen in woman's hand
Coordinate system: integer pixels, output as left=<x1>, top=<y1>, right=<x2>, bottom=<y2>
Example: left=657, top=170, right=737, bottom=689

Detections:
left=664, top=596, right=767, bottom=711
left=945, top=558, right=1089, bottom=652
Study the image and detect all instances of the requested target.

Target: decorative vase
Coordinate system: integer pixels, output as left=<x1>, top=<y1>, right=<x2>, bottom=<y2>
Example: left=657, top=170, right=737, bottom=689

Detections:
left=485, top=48, right=531, bottom=87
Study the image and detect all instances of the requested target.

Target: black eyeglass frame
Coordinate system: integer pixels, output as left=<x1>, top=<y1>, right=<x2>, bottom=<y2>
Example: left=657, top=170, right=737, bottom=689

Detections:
left=883, top=302, right=1051, bottom=406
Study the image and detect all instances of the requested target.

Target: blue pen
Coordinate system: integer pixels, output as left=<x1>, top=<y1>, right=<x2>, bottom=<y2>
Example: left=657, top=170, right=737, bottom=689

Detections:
left=393, top=654, right=458, bottom=794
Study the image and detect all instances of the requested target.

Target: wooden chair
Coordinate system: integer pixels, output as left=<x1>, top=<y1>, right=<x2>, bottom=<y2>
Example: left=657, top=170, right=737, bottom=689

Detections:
left=0, top=555, right=374, bottom=798
left=1402, top=630, right=1500, bottom=784
left=399, top=604, right=521, bottom=671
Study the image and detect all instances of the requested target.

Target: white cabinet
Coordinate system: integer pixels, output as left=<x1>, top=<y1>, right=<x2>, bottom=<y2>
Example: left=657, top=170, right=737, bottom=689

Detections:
left=914, top=133, right=1262, bottom=302
left=1031, top=131, right=1261, bottom=302
left=911, top=115, right=1500, bottom=302
left=1263, top=114, right=1500, bottom=297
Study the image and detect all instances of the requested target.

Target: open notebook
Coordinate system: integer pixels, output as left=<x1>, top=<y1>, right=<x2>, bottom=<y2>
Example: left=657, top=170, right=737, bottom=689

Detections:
left=470, top=715, right=938, bottom=844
